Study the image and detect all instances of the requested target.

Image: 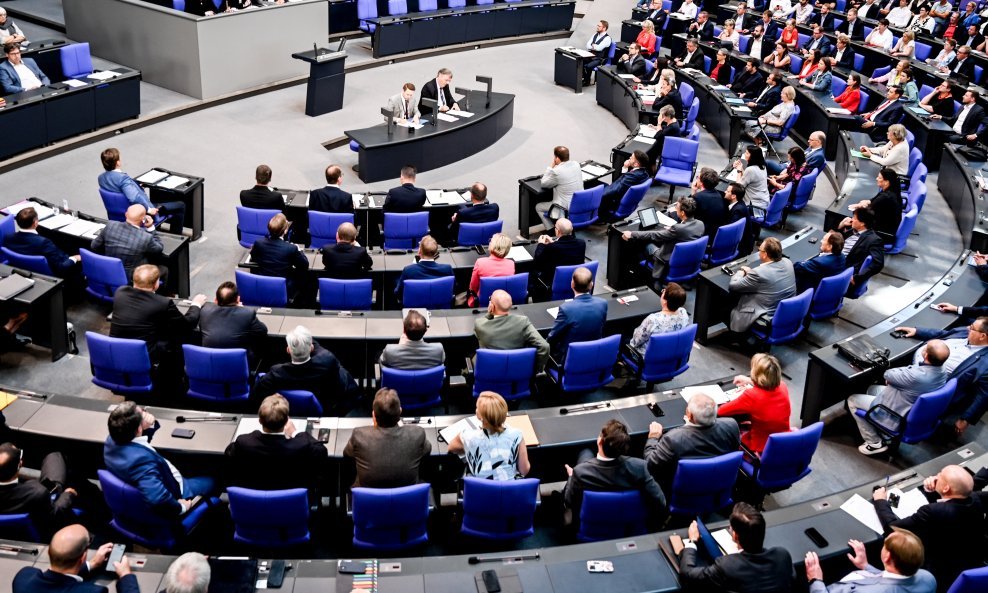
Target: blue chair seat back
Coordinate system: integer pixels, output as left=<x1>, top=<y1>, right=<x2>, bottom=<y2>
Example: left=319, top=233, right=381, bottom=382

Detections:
left=886, top=205, right=918, bottom=255
left=706, top=218, right=746, bottom=265
left=611, top=179, right=652, bottom=220
left=279, top=389, right=324, bottom=416
left=577, top=490, right=648, bottom=542
left=80, top=248, right=128, bottom=304
left=98, top=469, right=199, bottom=549
left=458, top=220, right=503, bottom=246
left=403, top=276, right=454, bottom=309
left=352, top=484, right=430, bottom=551
left=228, top=487, right=310, bottom=547
left=0, top=513, right=41, bottom=542
left=0, top=247, right=53, bottom=276
left=846, top=255, right=873, bottom=299
left=748, top=422, right=823, bottom=490
left=790, top=167, right=819, bottom=212
left=461, top=477, right=539, bottom=540
left=383, top=212, right=429, bottom=250
left=99, top=188, right=130, bottom=222
left=754, top=288, right=813, bottom=345
left=665, top=236, right=708, bottom=283
left=640, top=324, right=697, bottom=383
left=473, top=348, right=537, bottom=400
left=319, top=278, right=373, bottom=311
left=478, top=273, right=528, bottom=307
left=380, top=365, right=444, bottom=410
left=946, top=567, right=988, bottom=593
left=236, top=207, right=281, bottom=249
left=86, top=332, right=153, bottom=395
left=308, top=211, right=354, bottom=249
left=669, top=451, right=743, bottom=515
left=550, top=261, right=599, bottom=301
left=555, top=334, right=620, bottom=393
left=235, top=269, right=288, bottom=308
left=182, top=345, right=250, bottom=403
left=757, top=183, right=791, bottom=228
left=809, top=267, right=853, bottom=320
left=902, top=379, right=956, bottom=443
left=569, top=185, right=605, bottom=229
left=60, top=42, right=93, bottom=79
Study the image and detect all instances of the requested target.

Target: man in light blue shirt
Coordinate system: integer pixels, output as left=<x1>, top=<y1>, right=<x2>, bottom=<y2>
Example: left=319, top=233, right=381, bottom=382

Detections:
left=98, top=147, right=186, bottom=234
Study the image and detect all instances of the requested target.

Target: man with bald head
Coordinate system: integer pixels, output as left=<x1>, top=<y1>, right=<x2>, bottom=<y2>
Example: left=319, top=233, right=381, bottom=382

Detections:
left=12, top=524, right=136, bottom=593
left=547, top=267, right=607, bottom=362
left=91, top=204, right=165, bottom=286
left=474, top=289, right=550, bottom=370
left=847, top=339, right=950, bottom=456
left=532, top=217, right=586, bottom=298
left=309, top=164, right=354, bottom=214
left=873, top=464, right=986, bottom=590
left=321, top=221, right=372, bottom=279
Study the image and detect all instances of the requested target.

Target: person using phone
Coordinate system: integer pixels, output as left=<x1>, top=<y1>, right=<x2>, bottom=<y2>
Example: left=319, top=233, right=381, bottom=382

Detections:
left=11, top=525, right=136, bottom=593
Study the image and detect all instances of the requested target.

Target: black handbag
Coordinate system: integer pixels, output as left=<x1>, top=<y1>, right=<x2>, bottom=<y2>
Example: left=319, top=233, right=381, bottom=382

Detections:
left=835, top=334, right=891, bottom=370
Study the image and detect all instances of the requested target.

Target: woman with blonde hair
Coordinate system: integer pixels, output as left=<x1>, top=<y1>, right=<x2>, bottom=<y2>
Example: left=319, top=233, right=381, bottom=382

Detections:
left=717, top=353, right=791, bottom=454
left=449, top=391, right=531, bottom=480
left=637, top=19, right=658, bottom=57
left=468, top=233, right=515, bottom=307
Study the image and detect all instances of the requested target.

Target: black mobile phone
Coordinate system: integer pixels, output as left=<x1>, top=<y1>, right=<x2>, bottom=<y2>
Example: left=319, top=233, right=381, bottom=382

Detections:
left=266, top=560, right=286, bottom=588
left=482, top=570, right=501, bottom=593
left=647, top=402, right=665, bottom=417
left=338, top=560, right=366, bottom=574
left=171, top=427, right=195, bottom=439
left=804, top=527, right=829, bottom=548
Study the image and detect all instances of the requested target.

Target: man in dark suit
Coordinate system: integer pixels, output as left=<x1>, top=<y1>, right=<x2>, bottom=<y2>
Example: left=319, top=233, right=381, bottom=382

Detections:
left=248, top=213, right=309, bottom=298
left=12, top=524, right=137, bottom=593
left=872, top=465, right=986, bottom=592
left=395, top=235, right=453, bottom=303
left=729, top=59, right=765, bottom=98
left=224, top=395, right=328, bottom=492
left=674, top=37, right=705, bottom=70
left=547, top=267, right=607, bottom=361
left=839, top=207, right=885, bottom=293
left=746, top=71, right=782, bottom=115
left=646, top=105, right=682, bottom=165
left=724, top=183, right=755, bottom=256
left=942, top=46, right=977, bottom=82
left=643, top=0, right=668, bottom=31
left=308, top=164, right=354, bottom=214
left=687, top=11, right=715, bottom=40
left=383, top=166, right=427, bottom=212
left=858, top=85, right=904, bottom=142
left=616, top=43, right=647, bottom=77
left=794, top=231, right=846, bottom=292
left=600, top=150, right=651, bottom=217
left=837, top=7, right=865, bottom=41
left=532, top=218, right=586, bottom=298
left=4, top=207, right=81, bottom=279
left=343, top=389, right=432, bottom=488
left=321, top=222, right=372, bottom=279
left=804, top=131, right=827, bottom=171
left=418, top=67, right=458, bottom=117
left=90, top=204, right=165, bottom=286
left=938, top=89, right=987, bottom=146
left=197, top=281, right=267, bottom=357
left=758, top=10, right=779, bottom=41
left=623, top=196, right=705, bottom=282
left=450, top=182, right=498, bottom=237
left=746, top=25, right=774, bottom=60
left=679, top=503, right=795, bottom=592
left=0, top=444, right=78, bottom=537
left=239, top=164, right=284, bottom=210
left=644, top=393, right=741, bottom=490
left=810, top=4, right=835, bottom=31
left=801, top=24, right=834, bottom=56
left=564, top=420, right=666, bottom=527
left=734, top=2, right=757, bottom=33
left=691, top=168, right=727, bottom=239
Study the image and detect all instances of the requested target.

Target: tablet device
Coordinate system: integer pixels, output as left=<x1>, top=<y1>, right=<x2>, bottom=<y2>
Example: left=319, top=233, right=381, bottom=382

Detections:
left=638, top=207, right=660, bottom=229
left=695, top=517, right=724, bottom=560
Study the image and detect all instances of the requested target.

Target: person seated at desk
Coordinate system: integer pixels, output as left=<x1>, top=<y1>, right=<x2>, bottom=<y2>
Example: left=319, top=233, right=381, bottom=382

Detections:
left=767, top=147, right=810, bottom=194
left=942, top=44, right=977, bottom=80
left=801, top=24, right=833, bottom=56
left=764, top=41, right=792, bottom=70
left=918, top=80, right=957, bottom=118
left=616, top=43, right=647, bottom=77
left=474, top=290, right=550, bottom=370
left=418, top=67, right=459, bottom=117
left=910, top=6, right=937, bottom=34
left=12, top=524, right=136, bottom=593
left=224, top=394, right=328, bottom=492
left=621, top=196, right=705, bottom=285
left=249, top=213, right=309, bottom=299
left=838, top=7, right=865, bottom=41
left=675, top=0, right=698, bottom=20
left=724, top=183, right=756, bottom=256
left=4, top=207, right=81, bottom=279
left=0, top=444, right=85, bottom=537
left=644, top=73, right=684, bottom=121
left=0, top=10, right=27, bottom=48
left=758, top=10, right=779, bottom=41
left=927, top=38, right=958, bottom=71
left=861, top=124, right=909, bottom=175
left=687, top=11, right=715, bottom=41
left=769, top=0, right=791, bottom=20
left=343, top=388, right=432, bottom=488
left=847, top=340, right=949, bottom=455
left=532, top=217, right=586, bottom=296
left=468, top=233, right=514, bottom=307
left=733, top=145, right=771, bottom=211
left=450, top=182, right=498, bottom=236
left=833, top=34, right=856, bottom=70
left=0, top=42, right=47, bottom=95
left=379, top=309, right=445, bottom=370
left=800, top=56, right=833, bottom=92
left=642, top=1, right=668, bottom=32
left=936, top=88, right=987, bottom=146
left=719, top=353, right=791, bottom=454
left=891, top=30, right=917, bottom=58
left=162, top=553, right=211, bottom=593
left=691, top=167, right=727, bottom=237
left=727, top=237, right=797, bottom=337
left=852, top=167, right=903, bottom=239
left=794, top=230, right=846, bottom=292
left=599, top=149, right=651, bottom=217
left=744, top=86, right=796, bottom=152
left=321, top=222, right=371, bottom=280
left=886, top=0, right=915, bottom=28
left=871, top=59, right=910, bottom=88
left=857, top=85, right=904, bottom=142
left=788, top=0, right=814, bottom=24
left=734, top=2, right=757, bottom=34
left=626, top=281, right=690, bottom=359
left=806, top=531, right=935, bottom=593
left=90, top=205, right=167, bottom=287
left=645, top=105, right=682, bottom=165
left=583, top=20, right=613, bottom=86
left=717, top=19, right=741, bottom=51
left=796, top=49, right=823, bottom=80
left=809, top=3, right=835, bottom=31
left=239, top=164, right=284, bottom=211
left=745, top=70, right=782, bottom=115
left=394, top=235, right=453, bottom=304
left=838, top=207, right=886, bottom=292
left=309, top=164, right=354, bottom=214
left=535, top=145, right=583, bottom=229
left=383, top=165, right=427, bottom=212
left=864, top=18, right=895, bottom=50
left=708, top=48, right=732, bottom=85
left=99, top=147, right=186, bottom=233
left=674, top=37, right=705, bottom=70
left=745, top=24, right=774, bottom=60
left=780, top=19, right=800, bottom=51
left=385, top=82, right=419, bottom=125
left=449, top=391, right=530, bottom=481
left=729, top=58, right=765, bottom=98
left=859, top=0, right=883, bottom=21
left=834, top=73, right=863, bottom=113
left=636, top=21, right=658, bottom=57
left=197, top=280, right=268, bottom=356
left=636, top=56, right=670, bottom=87
left=547, top=266, right=607, bottom=362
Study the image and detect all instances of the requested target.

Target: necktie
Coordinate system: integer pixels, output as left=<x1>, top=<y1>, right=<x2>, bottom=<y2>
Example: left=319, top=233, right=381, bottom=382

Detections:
left=869, top=100, right=891, bottom=121
left=404, top=100, right=409, bottom=118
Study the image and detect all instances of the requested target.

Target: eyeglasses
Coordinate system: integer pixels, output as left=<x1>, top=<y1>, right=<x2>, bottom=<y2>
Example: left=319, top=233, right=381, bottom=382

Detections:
left=969, top=324, right=986, bottom=335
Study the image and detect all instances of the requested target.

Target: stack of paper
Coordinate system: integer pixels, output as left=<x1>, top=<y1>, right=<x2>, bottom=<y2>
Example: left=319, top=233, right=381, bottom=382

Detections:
left=546, top=307, right=560, bottom=319
left=63, top=79, right=87, bottom=88
left=732, top=106, right=752, bottom=113
left=437, top=113, right=459, bottom=122
left=234, top=417, right=307, bottom=440
left=439, top=415, right=481, bottom=444
left=426, top=190, right=443, bottom=205
left=60, top=220, right=102, bottom=237
left=582, top=163, right=609, bottom=177
left=680, top=384, right=733, bottom=405
left=136, top=169, right=169, bottom=184
left=87, top=71, right=118, bottom=81
left=39, top=214, right=75, bottom=230
left=681, top=68, right=702, bottom=76
left=840, top=493, right=884, bottom=534
left=712, top=529, right=741, bottom=554
left=638, top=127, right=658, bottom=138
left=507, top=245, right=533, bottom=262
left=633, top=135, right=657, bottom=145
left=724, top=169, right=741, bottom=182
left=4, top=200, right=54, bottom=220
left=888, top=488, right=929, bottom=520
left=618, top=74, right=637, bottom=80
left=396, top=120, right=425, bottom=129
left=826, top=107, right=852, bottom=115
left=449, top=110, right=475, bottom=118
left=158, top=175, right=189, bottom=190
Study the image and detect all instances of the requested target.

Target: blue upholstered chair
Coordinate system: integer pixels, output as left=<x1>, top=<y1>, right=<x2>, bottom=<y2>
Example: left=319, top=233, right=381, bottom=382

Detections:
left=577, top=490, right=648, bottom=542
left=547, top=334, right=620, bottom=393
left=458, top=221, right=503, bottom=246
left=653, top=137, right=699, bottom=202
left=80, top=249, right=128, bottom=304
left=60, top=42, right=93, bottom=79
left=228, top=487, right=310, bottom=548
left=236, top=207, right=280, bottom=249
left=664, top=236, right=709, bottom=283
left=308, top=211, right=354, bottom=249
left=279, top=390, right=323, bottom=416
left=765, top=105, right=800, bottom=142
left=235, top=270, right=288, bottom=308
left=352, top=483, right=430, bottom=551
left=383, top=212, right=429, bottom=249
left=568, top=185, right=605, bottom=229
left=619, top=324, right=697, bottom=390
left=380, top=365, right=444, bottom=410
left=182, top=345, right=251, bottom=404
left=854, top=378, right=957, bottom=451
left=0, top=513, right=42, bottom=542
left=319, top=278, right=373, bottom=311
left=751, top=288, right=814, bottom=346
left=1, top=247, right=53, bottom=276
left=946, top=567, right=988, bottom=593
left=460, top=477, right=539, bottom=541
left=705, top=218, right=746, bottom=265
left=478, top=273, right=528, bottom=307
left=606, top=178, right=652, bottom=221
left=740, top=422, right=823, bottom=492
left=473, top=348, right=537, bottom=401
left=668, top=451, right=743, bottom=516
left=809, top=267, right=854, bottom=320
left=86, top=332, right=153, bottom=396
left=99, top=188, right=130, bottom=223
left=402, top=276, right=454, bottom=309
left=753, top=183, right=791, bottom=229
left=885, top=205, right=919, bottom=255
left=549, top=261, right=598, bottom=301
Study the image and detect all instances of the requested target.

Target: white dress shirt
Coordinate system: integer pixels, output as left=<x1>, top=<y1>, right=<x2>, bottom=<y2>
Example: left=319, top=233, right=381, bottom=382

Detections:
left=12, top=62, right=41, bottom=90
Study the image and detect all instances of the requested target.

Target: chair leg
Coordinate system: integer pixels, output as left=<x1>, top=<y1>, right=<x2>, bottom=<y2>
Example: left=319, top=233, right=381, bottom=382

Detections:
left=667, top=185, right=676, bottom=203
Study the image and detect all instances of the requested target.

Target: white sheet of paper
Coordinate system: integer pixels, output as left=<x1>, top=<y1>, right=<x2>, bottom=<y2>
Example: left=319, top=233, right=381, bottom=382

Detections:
left=63, top=79, right=87, bottom=88
left=573, top=49, right=596, bottom=58
left=59, top=220, right=102, bottom=237
left=733, top=106, right=752, bottom=113
left=426, top=190, right=443, bottom=205
left=657, top=211, right=678, bottom=227
left=638, top=126, right=658, bottom=138
left=396, top=120, right=425, bottom=129
left=158, top=175, right=189, bottom=190
left=546, top=307, right=560, bottom=319
left=234, top=418, right=307, bottom=440
left=724, top=169, right=741, bottom=182
left=632, top=135, right=656, bottom=145
left=840, top=493, right=884, bottom=534
left=449, top=110, right=475, bottom=117
left=87, top=70, right=118, bottom=81
left=712, top=529, right=741, bottom=554
left=507, top=245, right=533, bottom=262
left=4, top=200, right=54, bottom=220
left=680, top=384, right=731, bottom=405
left=135, top=169, right=169, bottom=184
left=439, top=415, right=481, bottom=445
left=618, top=74, right=637, bottom=79
left=436, top=113, right=458, bottom=122
left=582, top=164, right=610, bottom=177
left=889, top=488, right=929, bottom=520
left=827, top=107, right=851, bottom=115
left=38, top=214, right=75, bottom=230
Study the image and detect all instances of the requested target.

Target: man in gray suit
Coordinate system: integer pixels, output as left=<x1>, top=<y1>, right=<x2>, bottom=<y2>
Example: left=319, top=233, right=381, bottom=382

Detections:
left=379, top=310, right=445, bottom=370
left=342, top=389, right=432, bottom=488
left=847, top=340, right=949, bottom=456
left=728, top=237, right=796, bottom=333
left=622, top=197, right=705, bottom=283
left=475, top=290, right=550, bottom=370
left=643, top=393, right=741, bottom=490
left=385, top=82, right=420, bottom=125
left=805, top=530, right=935, bottom=593
left=535, top=146, right=583, bottom=230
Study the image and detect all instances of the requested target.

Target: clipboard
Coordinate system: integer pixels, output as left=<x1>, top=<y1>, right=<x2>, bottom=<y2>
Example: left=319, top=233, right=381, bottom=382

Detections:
left=505, top=414, right=540, bottom=446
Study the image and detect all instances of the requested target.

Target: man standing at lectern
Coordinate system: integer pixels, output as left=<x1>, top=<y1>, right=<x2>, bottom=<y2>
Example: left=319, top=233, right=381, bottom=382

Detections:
left=419, top=68, right=459, bottom=117
left=386, top=82, right=420, bottom=125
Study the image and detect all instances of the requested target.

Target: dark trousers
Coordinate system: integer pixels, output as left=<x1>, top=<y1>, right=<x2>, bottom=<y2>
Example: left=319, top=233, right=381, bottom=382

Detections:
left=155, top=200, right=186, bottom=233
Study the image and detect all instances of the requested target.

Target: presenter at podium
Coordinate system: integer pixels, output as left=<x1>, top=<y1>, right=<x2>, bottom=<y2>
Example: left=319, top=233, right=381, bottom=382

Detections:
left=386, top=82, right=420, bottom=125
left=419, top=68, right=460, bottom=117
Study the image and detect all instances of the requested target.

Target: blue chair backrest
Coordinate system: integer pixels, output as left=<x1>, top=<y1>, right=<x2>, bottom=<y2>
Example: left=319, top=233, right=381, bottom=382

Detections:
left=80, top=249, right=128, bottom=304
left=98, top=469, right=182, bottom=549
left=606, top=42, right=617, bottom=65
left=319, top=278, right=373, bottom=311
left=182, top=345, right=250, bottom=403
left=308, top=211, right=354, bottom=249
left=357, top=0, right=378, bottom=31
left=703, top=55, right=711, bottom=73
left=661, top=0, right=672, bottom=9
left=918, top=84, right=934, bottom=101
left=473, top=348, right=536, bottom=400
left=86, top=332, right=153, bottom=395
left=388, top=0, right=408, bottom=15
left=771, top=105, right=800, bottom=140
left=738, top=34, right=751, bottom=54
left=665, top=236, right=708, bottom=283
left=461, top=477, right=539, bottom=541
left=914, top=41, right=932, bottom=62
left=902, top=378, right=956, bottom=444
left=172, top=0, right=186, bottom=10
left=886, top=205, right=918, bottom=254
left=644, top=59, right=655, bottom=76
left=797, top=33, right=810, bottom=48
left=448, top=0, right=466, bottom=6
left=641, top=324, right=697, bottom=383
left=755, top=422, right=823, bottom=490
left=809, top=267, right=853, bottom=320
left=789, top=54, right=803, bottom=76
left=685, top=97, right=700, bottom=129
left=383, top=212, right=429, bottom=250
left=569, top=185, right=605, bottom=229
left=846, top=255, right=873, bottom=298
left=212, top=0, right=223, bottom=8
left=60, top=42, right=93, bottom=78
left=679, top=82, right=695, bottom=110
left=403, top=276, right=454, bottom=309
left=577, top=490, right=648, bottom=542
left=458, top=220, right=503, bottom=246
left=1, top=246, right=53, bottom=276
left=687, top=123, right=700, bottom=143
left=550, top=261, right=599, bottom=301
left=707, top=218, right=746, bottom=265
left=852, top=53, right=864, bottom=72
left=419, top=0, right=437, bottom=9
left=762, top=288, right=813, bottom=344
left=911, top=161, right=927, bottom=187
left=831, top=77, right=846, bottom=97
left=872, top=65, right=890, bottom=80
left=381, top=365, right=444, bottom=410
left=279, top=389, right=323, bottom=416
left=660, top=137, right=699, bottom=173
left=906, top=171, right=927, bottom=212
left=975, top=64, right=984, bottom=84
left=907, top=147, right=922, bottom=178
left=352, top=483, right=430, bottom=551
left=0, top=513, right=41, bottom=542
left=612, top=179, right=652, bottom=220
left=559, top=334, right=620, bottom=392
left=228, top=487, right=310, bottom=547
left=858, top=92, right=869, bottom=114
left=946, top=567, right=988, bottom=593
left=758, top=183, right=791, bottom=227
left=236, top=207, right=280, bottom=249
left=235, top=269, right=288, bottom=308
left=478, top=273, right=528, bottom=307
left=790, top=167, right=820, bottom=212
left=862, top=25, right=873, bottom=38
left=99, top=188, right=130, bottom=222
left=0, top=215, right=14, bottom=251
left=669, top=451, right=743, bottom=515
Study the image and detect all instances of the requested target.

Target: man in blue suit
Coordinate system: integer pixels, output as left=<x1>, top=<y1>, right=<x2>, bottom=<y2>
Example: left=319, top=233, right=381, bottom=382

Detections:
left=394, top=235, right=453, bottom=304
left=547, top=267, right=607, bottom=362
left=98, top=148, right=186, bottom=233
left=3, top=207, right=80, bottom=278
left=800, top=24, right=833, bottom=56
left=600, top=150, right=651, bottom=219
left=794, top=231, right=846, bottom=292
left=12, top=524, right=138, bottom=593
left=249, top=213, right=309, bottom=300
left=450, top=182, right=499, bottom=237
left=103, top=402, right=216, bottom=517
left=309, top=164, right=354, bottom=214
left=804, top=531, right=935, bottom=593
left=0, top=42, right=48, bottom=95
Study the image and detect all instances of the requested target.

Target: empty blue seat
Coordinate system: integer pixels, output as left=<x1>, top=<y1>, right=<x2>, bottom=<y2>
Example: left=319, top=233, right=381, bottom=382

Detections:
left=577, top=490, right=648, bottom=542
left=809, top=267, right=853, bottom=320
left=620, top=324, right=697, bottom=389
left=705, top=218, right=746, bottom=265
left=549, top=261, right=599, bottom=301
left=383, top=212, right=429, bottom=250
left=846, top=255, right=874, bottom=299
left=60, top=42, right=93, bottom=79
left=279, top=389, right=324, bottom=416
left=741, top=422, right=822, bottom=492
left=478, top=273, right=528, bottom=307
left=0, top=215, right=14, bottom=252
left=357, top=0, right=378, bottom=33
left=0, top=513, right=41, bottom=543
left=387, top=0, right=408, bottom=15
left=308, top=211, right=354, bottom=249
left=852, top=53, right=864, bottom=72
left=182, top=345, right=250, bottom=403
left=473, top=348, right=537, bottom=401
left=885, top=205, right=919, bottom=255
left=1, top=247, right=53, bottom=276
left=751, top=288, right=814, bottom=346
left=568, top=185, right=605, bottom=229
left=664, top=236, right=708, bottom=283
left=679, top=83, right=695, bottom=114
left=668, top=451, right=743, bottom=516
left=855, top=378, right=957, bottom=450
left=460, top=477, right=539, bottom=541
left=99, top=188, right=130, bottom=223
left=236, top=207, right=281, bottom=249
left=653, top=137, right=699, bottom=202
left=228, top=487, right=310, bottom=548
left=86, top=332, right=153, bottom=396
left=684, top=97, right=700, bottom=132
left=547, top=334, right=620, bottom=393
left=403, top=276, right=454, bottom=309
left=606, top=179, right=652, bottom=221
left=458, top=220, right=503, bottom=246
left=235, top=270, right=288, bottom=308
left=80, top=249, right=128, bottom=304
left=352, top=483, right=430, bottom=552
left=319, top=278, right=373, bottom=311
left=380, top=365, right=444, bottom=410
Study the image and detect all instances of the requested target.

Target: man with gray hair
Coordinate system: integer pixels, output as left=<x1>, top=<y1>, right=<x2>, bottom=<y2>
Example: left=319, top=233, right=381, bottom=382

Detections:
left=163, top=552, right=210, bottom=593
left=0, top=9, right=27, bottom=47
left=251, top=325, right=360, bottom=412
left=474, top=290, right=550, bottom=370
left=621, top=196, right=705, bottom=283
left=643, top=392, right=741, bottom=491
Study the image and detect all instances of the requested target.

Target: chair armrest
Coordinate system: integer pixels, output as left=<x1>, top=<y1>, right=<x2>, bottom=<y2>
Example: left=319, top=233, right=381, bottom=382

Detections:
left=739, top=442, right=761, bottom=475
left=463, top=357, right=475, bottom=373
left=448, top=375, right=467, bottom=388
left=373, top=363, right=382, bottom=384
left=863, top=404, right=906, bottom=438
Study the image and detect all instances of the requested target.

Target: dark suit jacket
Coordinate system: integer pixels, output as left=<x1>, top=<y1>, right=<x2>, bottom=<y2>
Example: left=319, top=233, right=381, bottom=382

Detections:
left=946, top=104, right=987, bottom=136
left=843, top=229, right=885, bottom=285
left=693, top=189, right=727, bottom=238
left=731, top=69, right=764, bottom=98
left=869, top=100, right=904, bottom=132
left=342, top=425, right=432, bottom=488
left=563, top=455, right=667, bottom=523
left=90, top=221, right=163, bottom=282
left=617, top=55, right=647, bottom=76
left=110, top=286, right=200, bottom=358
left=418, top=78, right=455, bottom=116
left=652, top=88, right=684, bottom=120
left=727, top=201, right=755, bottom=255
left=103, top=435, right=184, bottom=516
left=12, top=566, right=139, bottom=593
left=309, top=186, right=354, bottom=214
left=239, top=185, right=284, bottom=211
left=384, top=183, right=427, bottom=212
left=395, top=259, right=454, bottom=301
left=678, top=49, right=705, bottom=70
left=251, top=345, right=358, bottom=408
left=646, top=120, right=683, bottom=165
left=198, top=304, right=267, bottom=352
left=224, top=430, right=328, bottom=491
left=644, top=418, right=741, bottom=487
left=679, top=546, right=795, bottom=593
left=837, top=18, right=865, bottom=41
left=811, top=11, right=836, bottom=31
left=249, top=236, right=309, bottom=293
left=752, top=85, right=782, bottom=115
left=532, top=235, right=586, bottom=286
left=869, top=189, right=904, bottom=239
left=835, top=47, right=856, bottom=70
left=794, top=252, right=846, bottom=292
left=0, top=478, right=74, bottom=536
left=692, top=20, right=714, bottom=40
left=548, top=293, right=608, bottom=360
left=456, top=202, right=499, bottom=224
left=946, top=56, right=977, bottom=81
left=760, top=19, right=779, bottom=41
left=321, top=242, right=372, bottom=279
left=601, top=167, right=651, bottom=214
left=802, top=35, right=833, bottom=56
left=3, top=231, right=76, bottom=277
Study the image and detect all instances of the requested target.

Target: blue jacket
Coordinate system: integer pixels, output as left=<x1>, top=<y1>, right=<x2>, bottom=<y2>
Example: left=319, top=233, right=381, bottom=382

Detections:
left=395, top=259, right=453, bottom=301
left=801, top=36, right=832, bottom=56
left=913, top=326, right=988, bottom=424
left=600, top=167, right=651, bottom=215
left=804, top=147, right=825, bottom=171
left=794, top=252, right=845, bottom=293
left=548, top=293, right=608, bottom=361
left=869, top=101, right=904, bottom=131
left=0, top=58, right=49, bottom=95
left=3, top=231, right=76, bottom=277
left=98, top=170, right=151, bottom=211
left=12, top=565, right=139, bottom=593
left=103, top=436, right=184, bottom=516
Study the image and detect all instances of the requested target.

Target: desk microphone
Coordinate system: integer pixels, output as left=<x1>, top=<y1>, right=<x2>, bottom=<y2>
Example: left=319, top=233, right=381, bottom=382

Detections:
left=914, top=292, right=935, bottom=309
left=175, top=415, right=238, bottom=423
left=560, top=402, right=611, bottom=415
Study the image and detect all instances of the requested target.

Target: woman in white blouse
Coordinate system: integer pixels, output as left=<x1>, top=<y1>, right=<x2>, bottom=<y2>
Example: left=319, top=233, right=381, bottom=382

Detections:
left=860, top=123, right=909, bottom=176
left=675, top=0, right=698, bottom=19
left=733, top=144, right=771, bottom=210
left=889, top=31, right=915, bottom=58
left=870, top=59, right=910, bottom=86
left=718, top=18, right=741, bottom=50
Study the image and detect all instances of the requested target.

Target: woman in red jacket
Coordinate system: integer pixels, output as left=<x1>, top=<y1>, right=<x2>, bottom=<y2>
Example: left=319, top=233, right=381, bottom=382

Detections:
left=636, top=20, right=658, bottom=57
left=833, top=73, right=862, bottom=113
left=718, top=353, right=791, bottom=454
